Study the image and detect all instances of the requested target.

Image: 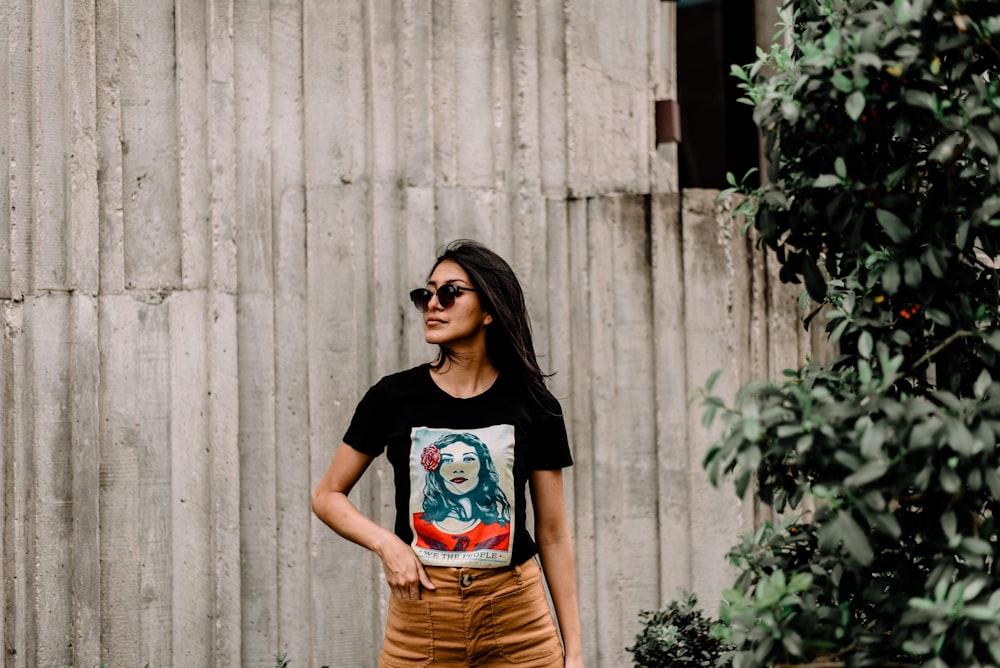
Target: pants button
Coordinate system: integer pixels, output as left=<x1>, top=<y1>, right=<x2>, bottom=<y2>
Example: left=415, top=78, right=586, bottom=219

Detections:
left=459, top=573, right=473, bottom=587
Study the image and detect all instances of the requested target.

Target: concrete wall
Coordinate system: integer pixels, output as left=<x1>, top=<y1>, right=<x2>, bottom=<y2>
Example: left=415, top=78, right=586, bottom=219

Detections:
left=1, top=2, right=817, bottom=666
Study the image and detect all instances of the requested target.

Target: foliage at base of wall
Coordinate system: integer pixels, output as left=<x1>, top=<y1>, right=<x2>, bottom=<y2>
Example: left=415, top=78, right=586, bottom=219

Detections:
left=627, top=592, right=733, bottom=668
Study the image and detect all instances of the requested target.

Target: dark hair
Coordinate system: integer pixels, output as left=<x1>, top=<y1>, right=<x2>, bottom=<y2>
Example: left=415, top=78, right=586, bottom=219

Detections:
left=429, top=239, right=551, bottom=405
left=421, top=432, right=510, bottom=525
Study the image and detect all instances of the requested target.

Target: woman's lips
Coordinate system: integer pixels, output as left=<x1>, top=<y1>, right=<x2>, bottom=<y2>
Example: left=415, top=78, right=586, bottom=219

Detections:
left=451, top=477, right=467, bottom=484
left=425, top=318, right=446, bottom=326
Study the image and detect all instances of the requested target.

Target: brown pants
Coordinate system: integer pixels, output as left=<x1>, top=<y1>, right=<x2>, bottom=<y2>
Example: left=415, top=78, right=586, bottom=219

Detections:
left=379, top=558, right=564, bottom=667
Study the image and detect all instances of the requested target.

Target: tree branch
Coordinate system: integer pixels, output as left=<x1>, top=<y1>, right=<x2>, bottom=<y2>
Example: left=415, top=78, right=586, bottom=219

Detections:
left=907, top=330, right=975, bottom=374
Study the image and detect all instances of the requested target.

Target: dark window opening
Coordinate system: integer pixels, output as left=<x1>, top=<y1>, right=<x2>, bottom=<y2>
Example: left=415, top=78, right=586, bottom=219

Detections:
left=677, top=0, right=759, bottom=190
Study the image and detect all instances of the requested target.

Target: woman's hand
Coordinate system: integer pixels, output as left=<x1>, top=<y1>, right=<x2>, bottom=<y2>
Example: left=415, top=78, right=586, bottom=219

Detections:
left=313, top=443, right=435, bottom=600
left=375, top=534, right=435, bottom=600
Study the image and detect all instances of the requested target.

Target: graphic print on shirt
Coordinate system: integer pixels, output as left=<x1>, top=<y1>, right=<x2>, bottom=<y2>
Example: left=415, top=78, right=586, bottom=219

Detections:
left=409, top=424, right=515, bottom=568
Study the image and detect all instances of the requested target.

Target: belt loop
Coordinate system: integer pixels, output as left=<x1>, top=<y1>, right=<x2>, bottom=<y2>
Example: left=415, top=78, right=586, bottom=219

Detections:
left=514, top=561, right=523, bottom=584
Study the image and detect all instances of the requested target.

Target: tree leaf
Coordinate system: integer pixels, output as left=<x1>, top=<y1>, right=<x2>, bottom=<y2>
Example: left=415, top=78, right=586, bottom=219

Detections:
left=824, top=27, right=841, bottom=53
left=735, top=469, right=752, bottom=499
left=813, top=174, right=842, bottom=188
left=923, top=247, right=946, bottom=278
left=860, top=419, right=885, bottom=457
left=941, top=509, right=957, bottom=539
left=781, top=99, right=800, bottom=123
left=968, top=125, right=999, bottom=157
left=909, top=416, right=942, bottom=449
left=859, top=358, right=873, bottom=387
left=833, top=510, right=874, bottom=566
left=931, top=390, right=962, bottom=411
left=858, top=330, right=874, bottom=359
left=940, top=467, right=962, bottom=494
left=903, top=257, right=923, bottom=287
left=882, top=260, right=901, bottom=294
left=854, top=53, right=882, bottom=69
left=962, top=537, right=993, bottom=557
left=945, top=420, right=975, bottom=456
left=962, top=578, right=987, bottom=602
left=846, top=90, right=866, bottom=120
left=965, top=605, right=997, bottom=621
left=844, top=459, right=889, bottom=488
left=876, top=208, right=912, bottom=242
left=831, top=72, right=853, bottom=93
left=706, top=368, right=723, bottom=392
left=895, top=43, right=921, bottom=61
left=924, top=308, right=951, bottom=326
left=903, top=89, right=936, bottom=111
left=930, top=134, right=960, bottom=162
left=802, top=258, right=827, bottom=302
left=870, top=511, right=902, bottom=539
left=781, top=629, right=804, bottom=657
left=956, top=218, right=971, bottom=249
left=974, top=369, right=991, bottom=399
left=985, top=469, right=1000, bottom=498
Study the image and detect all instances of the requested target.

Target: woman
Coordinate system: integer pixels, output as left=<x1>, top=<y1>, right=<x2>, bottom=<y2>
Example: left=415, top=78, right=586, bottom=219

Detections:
left=312, top=240, right=584, bottom=667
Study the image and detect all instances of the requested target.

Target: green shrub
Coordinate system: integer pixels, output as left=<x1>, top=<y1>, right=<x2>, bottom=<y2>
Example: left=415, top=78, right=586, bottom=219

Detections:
left=627, top=592, right=733, bottom=668
left=704, top=0, right=1000, bottom=666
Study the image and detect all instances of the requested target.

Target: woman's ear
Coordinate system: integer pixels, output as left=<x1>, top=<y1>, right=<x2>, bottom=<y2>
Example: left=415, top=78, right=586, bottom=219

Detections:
left=483, top=313, right=493, bottom=326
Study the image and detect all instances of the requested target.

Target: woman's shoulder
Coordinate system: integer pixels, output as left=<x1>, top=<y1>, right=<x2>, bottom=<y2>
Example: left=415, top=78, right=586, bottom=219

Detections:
left=370, top=362, right=432, bottom=393
left=494, top=374, right=564, bottom=418
left=533, top=385, right=565, bottom=419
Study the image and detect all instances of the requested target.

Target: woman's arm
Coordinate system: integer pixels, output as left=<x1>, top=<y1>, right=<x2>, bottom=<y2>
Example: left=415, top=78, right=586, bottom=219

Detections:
left=530, top=469, right=584, bottom=667
left=311, top=442, right=435, bottom=599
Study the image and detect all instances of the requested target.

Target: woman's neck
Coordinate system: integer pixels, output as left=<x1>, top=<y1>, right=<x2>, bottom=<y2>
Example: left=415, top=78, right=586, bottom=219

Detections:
left=430, top=352, right=498, bottom=399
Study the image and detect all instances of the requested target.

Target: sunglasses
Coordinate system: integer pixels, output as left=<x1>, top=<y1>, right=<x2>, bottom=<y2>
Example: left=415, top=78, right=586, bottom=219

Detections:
left=409, top=284, right=478, bottom=312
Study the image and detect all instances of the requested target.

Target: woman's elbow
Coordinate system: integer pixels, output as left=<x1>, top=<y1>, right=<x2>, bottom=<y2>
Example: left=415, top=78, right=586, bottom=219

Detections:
left=311, top=485, right=329, bottom=519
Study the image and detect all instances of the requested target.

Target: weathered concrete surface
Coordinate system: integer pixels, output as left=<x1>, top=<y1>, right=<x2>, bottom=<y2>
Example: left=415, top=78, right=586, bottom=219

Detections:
left=0, top=2, right=818, bottom=667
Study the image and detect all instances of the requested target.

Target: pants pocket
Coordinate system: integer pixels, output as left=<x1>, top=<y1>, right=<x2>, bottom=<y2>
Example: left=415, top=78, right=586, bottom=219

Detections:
left=380, top=597, right=434, bottom=668
left=488, top=581, right=562, bottom=664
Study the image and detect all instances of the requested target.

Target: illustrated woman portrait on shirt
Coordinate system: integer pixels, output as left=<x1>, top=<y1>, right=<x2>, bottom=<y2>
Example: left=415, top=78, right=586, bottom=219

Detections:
left=412, top=428, right=513, bottom=553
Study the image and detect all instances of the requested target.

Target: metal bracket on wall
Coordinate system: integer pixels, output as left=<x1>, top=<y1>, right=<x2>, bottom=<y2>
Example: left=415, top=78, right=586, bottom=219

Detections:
left=655, top=99, right=681, bottom=144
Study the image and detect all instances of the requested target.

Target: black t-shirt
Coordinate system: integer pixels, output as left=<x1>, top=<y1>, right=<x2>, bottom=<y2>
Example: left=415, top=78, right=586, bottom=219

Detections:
left=343, top=364, right=573, bottom=568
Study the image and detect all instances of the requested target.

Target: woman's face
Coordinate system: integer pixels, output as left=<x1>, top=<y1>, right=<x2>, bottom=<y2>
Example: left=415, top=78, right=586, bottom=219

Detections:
left=422, top=260, right=492, bottom=349
left=438, top=441, right=481, bottom=496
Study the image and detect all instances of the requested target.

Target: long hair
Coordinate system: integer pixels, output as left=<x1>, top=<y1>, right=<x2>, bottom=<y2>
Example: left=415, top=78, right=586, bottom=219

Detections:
left=422, top=432, right=511, bottom=525
left=429, top=239, right=551, bottom=406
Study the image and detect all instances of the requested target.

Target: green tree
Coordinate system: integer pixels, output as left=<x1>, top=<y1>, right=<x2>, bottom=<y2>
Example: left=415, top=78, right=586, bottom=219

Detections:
left=703, top=1, right=1000, bottom=667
